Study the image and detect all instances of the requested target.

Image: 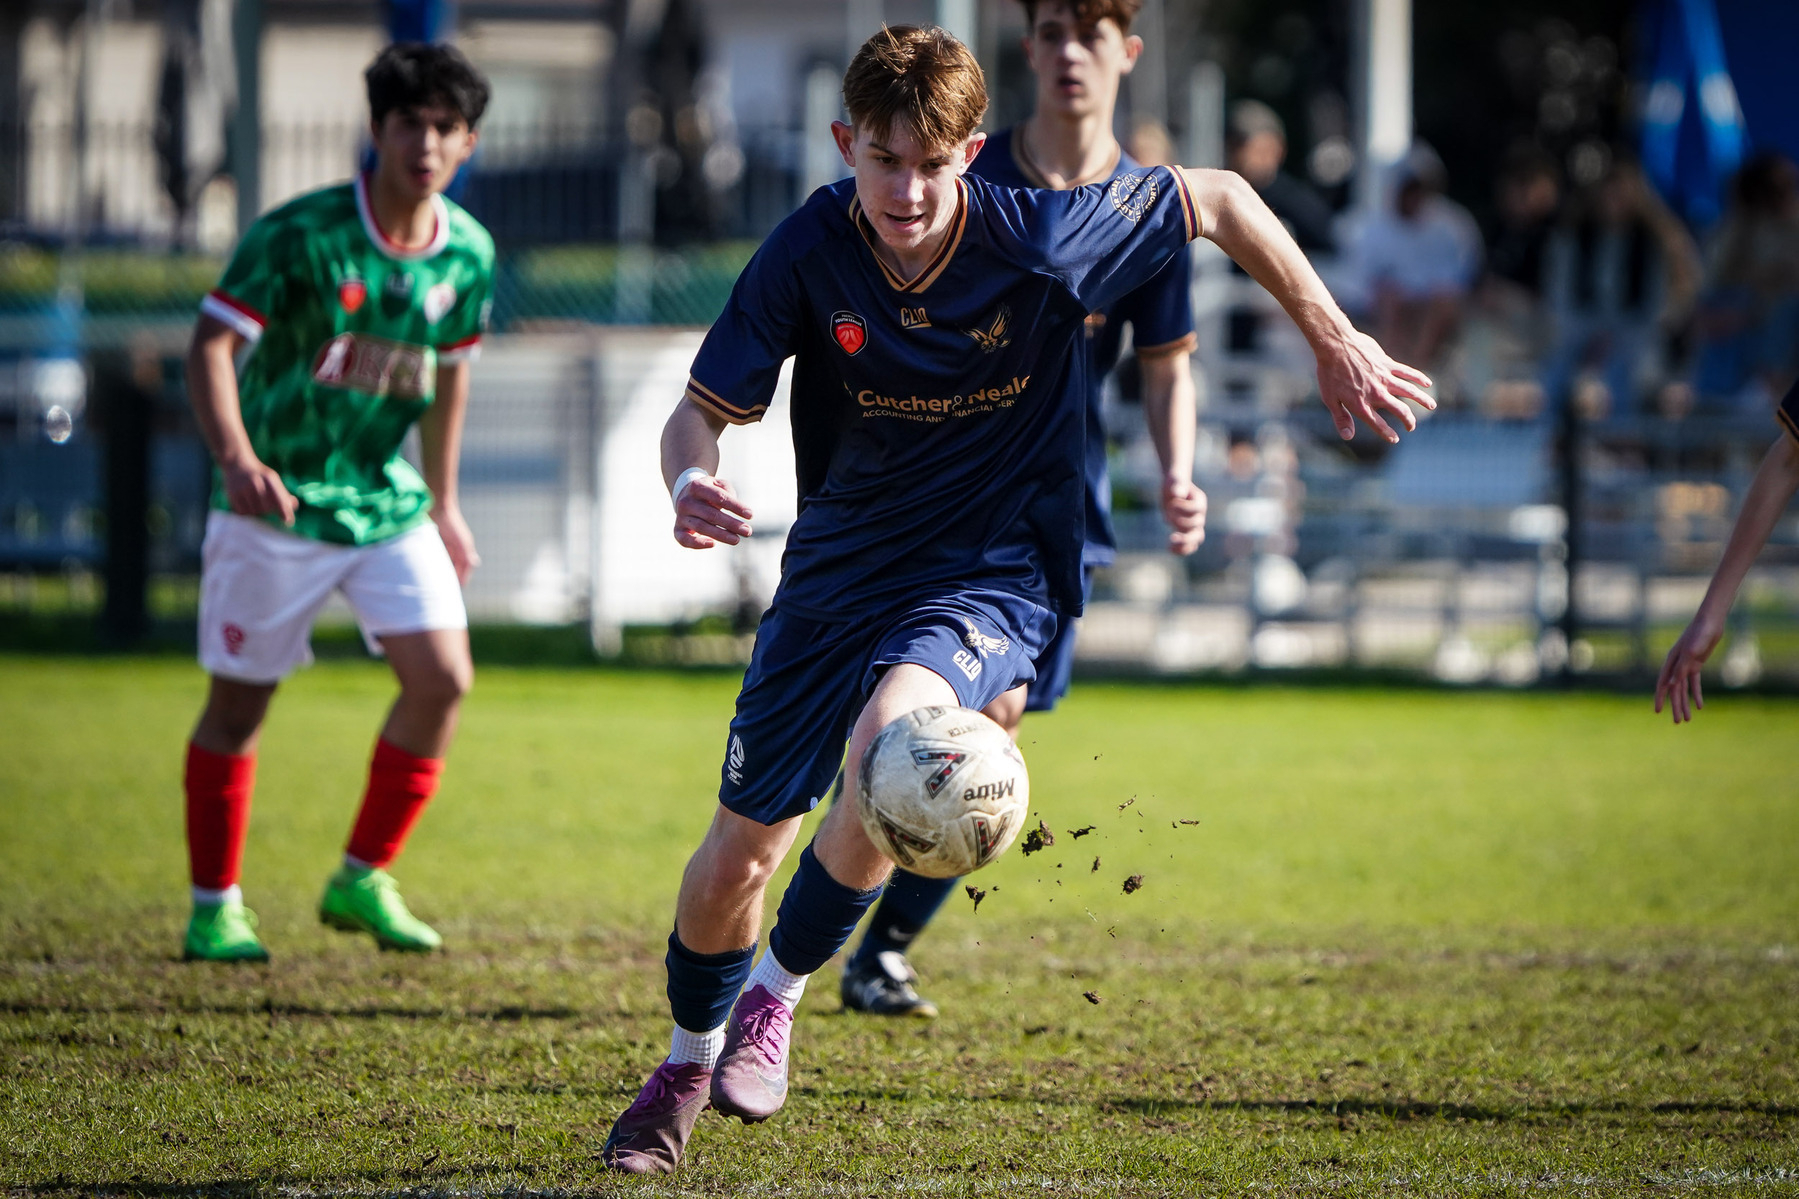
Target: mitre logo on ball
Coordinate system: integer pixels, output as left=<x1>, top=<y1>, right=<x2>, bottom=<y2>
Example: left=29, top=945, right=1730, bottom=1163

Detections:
left=856, top=706, right=1029, bottom=878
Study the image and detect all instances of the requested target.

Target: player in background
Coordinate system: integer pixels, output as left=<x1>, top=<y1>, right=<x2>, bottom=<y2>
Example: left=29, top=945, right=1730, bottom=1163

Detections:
left=600, top=26, right=1430, bottom=1174
left=839, top=0, right=1205, bottom=1020
left=178, top=44, right=495, bottom=962
left=1654, top=377, right=1799, bottom=722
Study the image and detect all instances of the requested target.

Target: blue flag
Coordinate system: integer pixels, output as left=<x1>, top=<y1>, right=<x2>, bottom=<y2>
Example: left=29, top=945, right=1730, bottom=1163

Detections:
left=1639, top=0, right=1748, bottom=228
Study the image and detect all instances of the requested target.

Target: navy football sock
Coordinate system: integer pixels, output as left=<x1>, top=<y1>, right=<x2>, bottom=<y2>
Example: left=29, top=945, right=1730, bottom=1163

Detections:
left=850, top=869, right=960, bottom=966
left=767, top=843, right=885, bottom=976
left=665, top=930, right=755, bottom=1034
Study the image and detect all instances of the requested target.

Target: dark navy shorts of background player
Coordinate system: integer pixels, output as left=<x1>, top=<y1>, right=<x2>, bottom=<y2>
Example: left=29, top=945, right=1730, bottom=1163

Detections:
left=1024, top=564, right=1096, bottom=714
left=717, top=591, right=1056, bottom=826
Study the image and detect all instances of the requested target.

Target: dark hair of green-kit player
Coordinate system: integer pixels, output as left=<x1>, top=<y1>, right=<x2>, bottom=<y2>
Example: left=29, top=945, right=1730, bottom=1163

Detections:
left=365, top=42, right=491, bottom=128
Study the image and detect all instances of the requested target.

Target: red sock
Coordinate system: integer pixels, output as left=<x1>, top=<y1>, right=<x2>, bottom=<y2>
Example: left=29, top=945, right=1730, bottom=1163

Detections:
left=185, top=743, right=256, bottom=891
left=345, top=738, right=445, bottom=869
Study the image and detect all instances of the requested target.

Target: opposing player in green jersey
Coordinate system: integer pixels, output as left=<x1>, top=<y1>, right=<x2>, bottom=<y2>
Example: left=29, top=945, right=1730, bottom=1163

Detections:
left=179, top=43, right=495, bottom=962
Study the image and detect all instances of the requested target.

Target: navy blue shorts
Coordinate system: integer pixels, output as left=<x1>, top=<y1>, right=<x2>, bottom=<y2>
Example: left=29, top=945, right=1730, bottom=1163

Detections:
left=718, top=590, right=1056, bottom=826
left=1023, top=564, right=1096, bottom=714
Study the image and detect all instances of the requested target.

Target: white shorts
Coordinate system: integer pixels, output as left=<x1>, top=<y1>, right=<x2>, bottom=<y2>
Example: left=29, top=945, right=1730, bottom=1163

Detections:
left=198, top=511, right=467, bottom=684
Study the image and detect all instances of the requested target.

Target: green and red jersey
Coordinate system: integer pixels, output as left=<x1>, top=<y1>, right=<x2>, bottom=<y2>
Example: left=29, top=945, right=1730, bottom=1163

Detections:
left=201, top=174, right=496, bottom=545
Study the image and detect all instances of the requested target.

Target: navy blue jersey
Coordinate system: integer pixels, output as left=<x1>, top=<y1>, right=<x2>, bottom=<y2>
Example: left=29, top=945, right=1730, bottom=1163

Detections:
left=686, top=167, right=1198, bottom=620
left=969, top=127, right=1197, bottom=564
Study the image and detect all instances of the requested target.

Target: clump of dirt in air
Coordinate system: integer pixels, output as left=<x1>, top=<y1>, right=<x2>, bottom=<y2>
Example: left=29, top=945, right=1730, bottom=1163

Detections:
left=1069, top=825, right=1097, bottom=839
left=1020, top=820, right=1056, bottom=856
left=1090, top=856, right=1101, bottom=873
left=1083, top=990, right=1102, bottom=1005
left=964, top=885, right=986, bottom=913
left=1122, top=874, right=1145, bottom=894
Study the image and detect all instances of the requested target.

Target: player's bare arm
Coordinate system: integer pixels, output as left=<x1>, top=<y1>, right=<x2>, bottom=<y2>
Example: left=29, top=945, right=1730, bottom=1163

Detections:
left=1138, top=349, right=1206, bottom=555
left=1182, top=167, right=1435, bottom=444
left=186, top=314, right=297, bottom=525
left=1655, top=433, right=1799, bottom=724
left=419, top=359, right=480, bottom=584
left=662, top=396, right=753, bottom=549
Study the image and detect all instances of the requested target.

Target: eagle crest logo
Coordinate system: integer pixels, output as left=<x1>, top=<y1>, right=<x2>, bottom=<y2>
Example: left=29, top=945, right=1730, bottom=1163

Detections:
left=961, top=305, right=1013, bottom=353
left=959, top=616, right=1011, bottom=658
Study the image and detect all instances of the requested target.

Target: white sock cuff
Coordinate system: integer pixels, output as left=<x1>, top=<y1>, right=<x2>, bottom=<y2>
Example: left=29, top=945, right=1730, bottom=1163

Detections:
left=669, top=1021, right=727, bottom=1068
left=193, top=884, right=242, bottom=906
left=748, top=950, right=809, bottom=1011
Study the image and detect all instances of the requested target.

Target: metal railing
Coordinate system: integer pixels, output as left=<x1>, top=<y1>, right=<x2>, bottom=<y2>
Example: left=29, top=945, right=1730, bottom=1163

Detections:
left=3, top=328, right=1796, bottom=689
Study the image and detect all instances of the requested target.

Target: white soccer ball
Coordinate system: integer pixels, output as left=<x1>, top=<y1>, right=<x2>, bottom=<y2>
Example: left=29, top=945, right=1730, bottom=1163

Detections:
left=855, top=705, right=1029, bottom=879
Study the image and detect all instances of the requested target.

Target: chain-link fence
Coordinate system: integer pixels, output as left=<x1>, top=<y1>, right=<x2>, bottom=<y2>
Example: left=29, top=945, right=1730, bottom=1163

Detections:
left=2, top=120, right=1796, bottom=685
left=5, top=315, right=1797, bottom=689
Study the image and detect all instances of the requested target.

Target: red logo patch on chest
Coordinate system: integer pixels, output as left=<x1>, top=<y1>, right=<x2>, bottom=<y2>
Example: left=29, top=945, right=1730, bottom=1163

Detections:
left=337, top=277, right=367, bottom=314
left=832, top=311, right=867, bottom=355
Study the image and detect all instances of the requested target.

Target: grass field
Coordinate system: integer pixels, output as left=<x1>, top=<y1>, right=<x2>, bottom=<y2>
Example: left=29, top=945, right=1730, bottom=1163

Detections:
left=2, top=654, right=1796, bottom=1197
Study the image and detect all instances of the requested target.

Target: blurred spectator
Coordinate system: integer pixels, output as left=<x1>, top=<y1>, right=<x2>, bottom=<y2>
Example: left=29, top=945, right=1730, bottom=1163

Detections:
left=1486, top=147, right=1562, bottom=308
left=1126, top=117, right=1175, bottom=169
left=1541, top=155, right=1701, bottom=415
left=1692, top=151, right=1799, bottom=408
left=1466, top=148, right=1564, bottom=420
left=1349, top=144, right=1482, bottom=375
left=1225, top=100, right=1335, bottom=253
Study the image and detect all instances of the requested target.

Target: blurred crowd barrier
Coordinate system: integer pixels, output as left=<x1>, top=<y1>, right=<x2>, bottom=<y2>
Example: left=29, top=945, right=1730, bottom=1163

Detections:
left=3, top=303, right=1796, bottom=688
left=3, top=125, right=1799, bottom=685
left=1067, top=238, right=1798, bottom=689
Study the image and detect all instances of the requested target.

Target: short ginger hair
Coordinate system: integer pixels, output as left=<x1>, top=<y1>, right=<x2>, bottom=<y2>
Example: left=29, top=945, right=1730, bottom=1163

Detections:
left=1017, top=0, right=1144, bottom=35
left=842, top=25, right=989, bottom=152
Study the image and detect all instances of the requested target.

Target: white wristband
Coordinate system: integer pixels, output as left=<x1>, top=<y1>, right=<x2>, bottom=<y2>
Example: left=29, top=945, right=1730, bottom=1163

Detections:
left=671, top=466, right=711, bottom=510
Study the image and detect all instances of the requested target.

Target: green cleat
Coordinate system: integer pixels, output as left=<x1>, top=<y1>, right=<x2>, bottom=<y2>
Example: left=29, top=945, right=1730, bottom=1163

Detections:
left=319, top=865, right=442, bottom=952
left=184, top=899, right=270, bottom=963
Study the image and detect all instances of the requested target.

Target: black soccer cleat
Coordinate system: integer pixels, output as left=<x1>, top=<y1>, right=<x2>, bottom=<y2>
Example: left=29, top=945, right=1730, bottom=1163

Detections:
left=840, top=950, right=939, bottom=1019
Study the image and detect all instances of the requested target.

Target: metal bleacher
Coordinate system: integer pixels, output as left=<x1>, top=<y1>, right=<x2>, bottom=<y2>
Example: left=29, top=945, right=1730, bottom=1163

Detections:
left=1084, top=242, right=1799, bottom=685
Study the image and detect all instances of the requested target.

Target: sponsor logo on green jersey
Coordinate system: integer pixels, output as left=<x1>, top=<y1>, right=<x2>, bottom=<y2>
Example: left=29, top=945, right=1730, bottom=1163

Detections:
left=310, top=332, right=433, bottom=399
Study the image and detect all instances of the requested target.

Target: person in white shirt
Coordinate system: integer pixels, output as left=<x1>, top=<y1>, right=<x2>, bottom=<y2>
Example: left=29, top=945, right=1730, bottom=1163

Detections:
left=1350, top=146, right=1482, bottom=374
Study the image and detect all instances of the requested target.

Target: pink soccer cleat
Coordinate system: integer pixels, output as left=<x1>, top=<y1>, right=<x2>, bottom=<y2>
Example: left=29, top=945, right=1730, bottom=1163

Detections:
left=601, top=1059, right=712, bottom=1174
left=709, top=984, right=793, bottom=1123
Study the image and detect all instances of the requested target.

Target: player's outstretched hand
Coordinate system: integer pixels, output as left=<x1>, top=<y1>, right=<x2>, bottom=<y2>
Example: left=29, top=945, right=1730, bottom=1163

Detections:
left=432, top=504, right=481, bottom=585
left=222, top=457, right=298, bottom=526
left=1316, top=330, right=1435, bottom=444
left=1162, top=478, right=1207, bottom=556
left=674, top=474, right=754, bottom=549
left=1654, top=610, right=1724, bottom=725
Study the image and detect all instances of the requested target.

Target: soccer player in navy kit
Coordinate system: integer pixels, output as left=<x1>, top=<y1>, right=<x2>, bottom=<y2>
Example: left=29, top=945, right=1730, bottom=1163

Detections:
left=602, top=26, right=1431, bottom=1174
left=841, top=0, right=1207, bottom=1020
left=1655, top=377, right=1799, bottom=722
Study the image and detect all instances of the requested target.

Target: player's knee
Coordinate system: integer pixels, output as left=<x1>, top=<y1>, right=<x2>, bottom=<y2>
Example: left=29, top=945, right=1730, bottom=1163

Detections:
left=694, top=819, right=790, bottom=897
left=204, top=708, right=264, bottom=749
left=982, top=687, right=1027, bottom=739
left=405, top=659, right=472, bottom=710
left=198, top=680, right=274, bottom=749
left=444, top=658, right=474, bottom=702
